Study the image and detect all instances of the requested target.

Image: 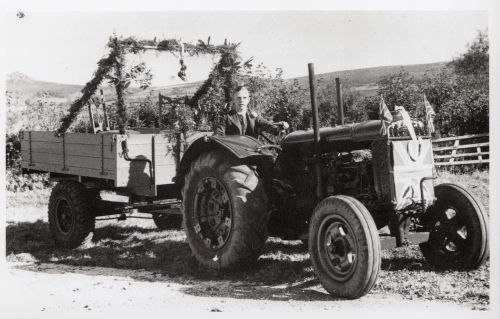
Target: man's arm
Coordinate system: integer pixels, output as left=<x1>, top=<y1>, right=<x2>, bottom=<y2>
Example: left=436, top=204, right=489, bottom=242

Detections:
left=215, top=116, right=226, bottom=136
left=215, top=120, right=226, bottom=136
left=255, top=115, right=280, bottom=135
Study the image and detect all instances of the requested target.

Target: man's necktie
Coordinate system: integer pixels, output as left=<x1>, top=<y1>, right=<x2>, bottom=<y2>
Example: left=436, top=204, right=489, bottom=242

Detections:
left=239, top=114, right=246, bottom=135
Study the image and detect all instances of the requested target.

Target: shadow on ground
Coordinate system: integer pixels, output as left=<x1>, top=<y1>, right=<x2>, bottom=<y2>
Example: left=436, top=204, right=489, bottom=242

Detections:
left=6, top=220, right=328, bottom=301
left=5, top=219, right=468, bottom=302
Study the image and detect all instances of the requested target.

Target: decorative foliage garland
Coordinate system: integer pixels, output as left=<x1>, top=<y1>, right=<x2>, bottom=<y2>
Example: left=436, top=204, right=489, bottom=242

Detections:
left=56, top=50, right=117, bottom=135
left=56, top=35, right=245, bottom=135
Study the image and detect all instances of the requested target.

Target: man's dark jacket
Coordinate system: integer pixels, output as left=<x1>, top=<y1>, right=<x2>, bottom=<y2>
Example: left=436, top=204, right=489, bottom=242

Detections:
left=216, top=110, right=278, bottom=138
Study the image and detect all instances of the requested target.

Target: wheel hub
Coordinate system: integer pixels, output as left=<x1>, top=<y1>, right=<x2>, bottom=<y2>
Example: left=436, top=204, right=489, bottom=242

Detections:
left=55, top=199, right=74, bottom=235
left=322, top=219, right=357, bottom=281
left=430, top=207, right=468, bottom=256
left=193, top=177, right=232, bottom=250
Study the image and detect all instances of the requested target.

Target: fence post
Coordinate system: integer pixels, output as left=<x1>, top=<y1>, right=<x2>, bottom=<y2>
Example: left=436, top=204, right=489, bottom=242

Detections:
left=449, top=139, right=460, bottom=163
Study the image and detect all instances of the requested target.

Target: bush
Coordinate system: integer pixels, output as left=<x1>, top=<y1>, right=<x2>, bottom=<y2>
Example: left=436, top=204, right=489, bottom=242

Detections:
left=376, top=30, right=488, bottom=136
left=6, top=168, right=51, bottom=192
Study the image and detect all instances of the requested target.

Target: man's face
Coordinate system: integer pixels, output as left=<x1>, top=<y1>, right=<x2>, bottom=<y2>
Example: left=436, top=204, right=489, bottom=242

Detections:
left=232, top=88, right=250, bottom=114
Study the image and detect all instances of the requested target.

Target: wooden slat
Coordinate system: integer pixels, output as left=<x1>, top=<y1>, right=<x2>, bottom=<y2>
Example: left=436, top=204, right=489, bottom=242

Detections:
left=118, top=144, right=175, bottom=155
left=123, top=134, right=175, bottom=145
left=432, top=133, right=489, bottom=143
left=24, top=153, right=115, bottom=170
left=65, top=156, right=115, bottom=171
left=31, top=152, right=63, bottom=165
left=21, top=140, right=61, bottom=154
left=435, top=159, right=489, bottom=166
left=22, top=140, right=114, bottom=158
left=23, top=131, right=61, bottom=142
left=21, top=161, right=114, bottom=178
left=65, top=133, right=114, bottom=145
left=115, top=158, right=176, bottom=168
left=434, top=152, right=489, bottom=160
left=65, top=144, right=115, bottom=159
left=433, top=142, right=489, bottom=152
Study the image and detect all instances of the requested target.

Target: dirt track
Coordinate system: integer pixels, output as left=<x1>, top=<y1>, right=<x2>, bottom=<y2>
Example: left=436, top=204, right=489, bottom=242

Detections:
left=3, top=187, right=491, bottom=316
left=2, top=262, right=477, bottom=316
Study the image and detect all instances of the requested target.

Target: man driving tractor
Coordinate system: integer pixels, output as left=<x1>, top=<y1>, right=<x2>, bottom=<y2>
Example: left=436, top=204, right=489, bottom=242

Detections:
left=216, top=85, right=289, bottom=137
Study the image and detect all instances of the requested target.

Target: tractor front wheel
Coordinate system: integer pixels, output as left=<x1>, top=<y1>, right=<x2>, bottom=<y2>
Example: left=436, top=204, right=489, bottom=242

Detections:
left=309, top=195, right=381, bottom=299
left=420, top=183, right=488, bottom=269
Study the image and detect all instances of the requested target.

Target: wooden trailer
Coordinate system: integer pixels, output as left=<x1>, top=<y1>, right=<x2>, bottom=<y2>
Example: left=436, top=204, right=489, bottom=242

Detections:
left=21, top=129, right=209, bottom=197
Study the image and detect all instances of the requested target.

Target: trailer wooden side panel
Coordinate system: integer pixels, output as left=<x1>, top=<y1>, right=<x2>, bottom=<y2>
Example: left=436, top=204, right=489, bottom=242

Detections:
left=21, top=131, right=116, bottom=180
left=21, top=130, right=187, bottom=197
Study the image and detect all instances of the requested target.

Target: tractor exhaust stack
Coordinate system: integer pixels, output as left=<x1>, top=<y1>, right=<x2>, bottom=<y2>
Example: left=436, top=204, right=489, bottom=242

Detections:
left=335, top=77, right=345, bottom=125
left=308, top=63, right=323, bottom=199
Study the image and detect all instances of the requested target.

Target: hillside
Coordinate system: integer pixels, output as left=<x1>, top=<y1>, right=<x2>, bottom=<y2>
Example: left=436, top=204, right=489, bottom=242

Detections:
left=5, top=72, right=203, bottom=102
left=5, top=61, right=448, bottom=102
left=6, top=72, right=84, bottom=99
left=292, top=61, right=448, bottom=96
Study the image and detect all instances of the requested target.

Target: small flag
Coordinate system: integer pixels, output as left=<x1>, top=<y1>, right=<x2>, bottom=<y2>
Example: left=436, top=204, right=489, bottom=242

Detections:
left=423, top=94, right=436, bottom=134
left=379, top=95, right=393, bottom=122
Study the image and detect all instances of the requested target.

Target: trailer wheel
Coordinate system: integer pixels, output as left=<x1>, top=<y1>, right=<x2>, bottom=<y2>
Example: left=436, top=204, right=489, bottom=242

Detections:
left=309, top=195, right=381, bottom=299
left=420, top=183, right=488, bottom=270
left=153, top=212, right=183, bottom=230
left=48, top=181, right=95, bottom=248
left=181, top=150, right=268, bottom=270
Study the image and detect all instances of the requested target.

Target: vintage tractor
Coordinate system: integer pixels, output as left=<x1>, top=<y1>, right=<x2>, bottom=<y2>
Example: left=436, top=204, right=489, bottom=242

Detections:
left=175, top=64, right=489, bottom=298
left=21, top=63, right=488, bottom=300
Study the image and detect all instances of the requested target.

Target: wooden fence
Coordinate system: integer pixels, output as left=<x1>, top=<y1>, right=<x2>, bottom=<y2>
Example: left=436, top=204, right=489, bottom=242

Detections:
left=432, top=133, right=489, bottom=166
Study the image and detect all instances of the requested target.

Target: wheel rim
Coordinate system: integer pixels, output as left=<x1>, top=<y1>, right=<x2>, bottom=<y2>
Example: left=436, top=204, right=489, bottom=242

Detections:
left=193, top=177, right=232, bottom=250
left=318, top=215, right=358, bottom=282
left=429, top=206, right=468, bottom=257
left=55, top=198, right=74, bottom=235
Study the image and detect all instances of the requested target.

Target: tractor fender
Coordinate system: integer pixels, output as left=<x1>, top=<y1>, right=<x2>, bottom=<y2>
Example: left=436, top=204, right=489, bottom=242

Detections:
left=176, top=135, right=274, bottom=189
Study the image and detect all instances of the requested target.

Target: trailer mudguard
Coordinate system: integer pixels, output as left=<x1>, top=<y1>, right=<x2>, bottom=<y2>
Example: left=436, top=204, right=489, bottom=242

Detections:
left=176, top=134, right=274, bottom=189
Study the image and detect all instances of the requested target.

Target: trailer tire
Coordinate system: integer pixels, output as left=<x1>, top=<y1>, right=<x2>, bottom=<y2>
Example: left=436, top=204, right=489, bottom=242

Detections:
left=48, top=181, right=95, bottom=249
left=309, top=195, right=381, bottom=299
left=181, top=150, right=268, bottom=270
left=420, top=183, right=488, bottom=270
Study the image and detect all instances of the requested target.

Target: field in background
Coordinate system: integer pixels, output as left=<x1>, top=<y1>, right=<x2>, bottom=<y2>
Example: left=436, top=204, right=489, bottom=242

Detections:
left=5, top=169, right=490, bottom=309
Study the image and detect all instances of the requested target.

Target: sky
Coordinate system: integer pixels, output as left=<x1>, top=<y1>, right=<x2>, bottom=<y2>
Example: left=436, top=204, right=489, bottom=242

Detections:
left=3, top=11, right=488, bottom=86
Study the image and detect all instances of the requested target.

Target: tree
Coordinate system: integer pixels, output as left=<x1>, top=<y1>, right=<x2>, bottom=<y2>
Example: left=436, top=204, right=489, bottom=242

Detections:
left=374, top=30, right=489, bottom=136
left=450, top=30, right=489, bottom=77
left=377, top=68, right=422, bottom=117
left=439, top=30, right=489, bottom=135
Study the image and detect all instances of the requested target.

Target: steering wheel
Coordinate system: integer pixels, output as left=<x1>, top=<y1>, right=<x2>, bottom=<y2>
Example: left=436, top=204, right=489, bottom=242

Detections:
left=257, top=122, right=289, bottom=147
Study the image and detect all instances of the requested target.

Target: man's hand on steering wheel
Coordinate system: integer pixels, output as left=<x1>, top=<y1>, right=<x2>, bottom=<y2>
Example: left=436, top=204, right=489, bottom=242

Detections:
left=274, top=121, right=290, bottom=131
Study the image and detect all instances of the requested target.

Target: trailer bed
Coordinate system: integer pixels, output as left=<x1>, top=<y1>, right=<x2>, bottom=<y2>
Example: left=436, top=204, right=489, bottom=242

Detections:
left=21, top=130, right=208, bottom=196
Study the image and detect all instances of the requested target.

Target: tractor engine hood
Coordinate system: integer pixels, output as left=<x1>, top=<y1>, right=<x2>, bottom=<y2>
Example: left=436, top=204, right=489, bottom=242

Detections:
left=282, top=120, right=386, bottom=152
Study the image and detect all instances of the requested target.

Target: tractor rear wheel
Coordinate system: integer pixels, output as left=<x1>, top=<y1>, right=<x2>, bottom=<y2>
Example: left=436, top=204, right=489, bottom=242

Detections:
left=181, top=150, right=269, bottom=270
left=420, top=183, right=488, bottom=269
left=309, top=195, right=381, bottom=299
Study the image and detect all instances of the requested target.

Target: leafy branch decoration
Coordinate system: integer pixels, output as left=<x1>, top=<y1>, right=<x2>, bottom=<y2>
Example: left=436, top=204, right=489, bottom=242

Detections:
left=56, top=35, right=251, bottom=135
